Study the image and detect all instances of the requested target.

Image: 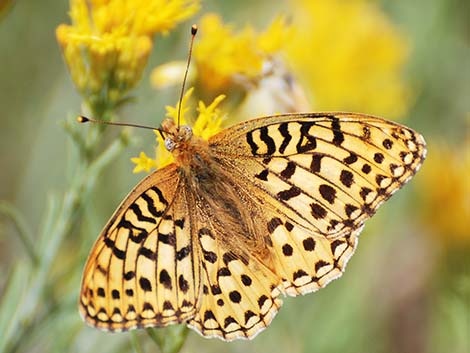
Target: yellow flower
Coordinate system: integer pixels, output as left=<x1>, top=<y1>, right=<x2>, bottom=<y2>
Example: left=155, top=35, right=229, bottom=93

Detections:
left=195, top=14, right=291, bottom=94
left=131, top=151, right=158, bottom=173
left=417, top=140, right=470, bottom=247
left=131, top=88, right=226, bottom=172
left=286, top=0, right=411, bottom=118
left=57, top=0, right=199, bottom=111
left=151, top=14, right=290, bottom=95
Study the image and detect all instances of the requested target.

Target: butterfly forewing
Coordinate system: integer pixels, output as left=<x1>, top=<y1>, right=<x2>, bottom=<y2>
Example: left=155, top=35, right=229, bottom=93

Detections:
left=79, top=164, right=201, bottom=331
left=209, top=113, right=426, bottom=240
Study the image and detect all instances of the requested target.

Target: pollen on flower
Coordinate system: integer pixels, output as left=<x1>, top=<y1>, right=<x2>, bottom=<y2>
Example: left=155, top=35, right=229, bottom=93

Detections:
left=132, top=88, right=226, bottom=172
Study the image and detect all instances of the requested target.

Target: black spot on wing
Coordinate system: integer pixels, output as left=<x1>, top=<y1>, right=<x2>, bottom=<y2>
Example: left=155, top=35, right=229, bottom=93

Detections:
left=383, top=139, right=393, bottom=149
left=113, top=246, right=126, bottom=260
left=330, top=117, right=344, bottom=146
left=296, top=122, right=317, bottom=153
left=139, top=277, right=152, bottom=292
left=259, top=126, right=276, bottom=155
left=343, top=153, right=358, bottom=165
left=340, top=170, right=354, bottom=187
left=124, top=271, right=135, bottom=280
left=267, top=217, right=283, bottom=233
left=229, top=290, right=242, bottom=303
left=280, top=161, right=296, bottom=179
left=178, top=275, right=189, bottom=293
left=310, top=154, right=323, bottom=173
left=374, top=153, right=385, bottom=164
left=150, top=186, right=168, bottom=206
left=159, top=269, right=172, bottom=289
left=158, top=232, right=175, bottom=245
left=138, top=247, right=155, bottom=260
left=174, top=218, right=185, bottom=229
left=141, top=192, right=164, bottom=217
left=129, top=230, right=148, bottom=244
left=246, top=130, right=259, bottom=155
left=129, top=203, right=157, bottom=224
left=176, top=246, right=191, bottom=261
left=310, top=203, right=327, bottom=219
left=255, top=169, right=269, bottom=181
left=278, top=122, right=292, bottom=154
left=277, top=186, right=301, bottom=201
left=319, top=184, right=336, bottom=204
left=362, top=164, right=372, bottom=174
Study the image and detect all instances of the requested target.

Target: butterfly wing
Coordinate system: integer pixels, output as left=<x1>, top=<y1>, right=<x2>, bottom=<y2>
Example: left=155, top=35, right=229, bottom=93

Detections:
left=185, top=212, right=283, bottom=341
left=209, top=112, right=426, bottom=240
left=79, top=164, right=202, bottom=331
left=205, top=112, right=425, bottom=300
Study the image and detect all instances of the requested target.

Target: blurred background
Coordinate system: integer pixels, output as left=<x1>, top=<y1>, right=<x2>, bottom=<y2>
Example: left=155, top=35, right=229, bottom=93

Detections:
left=0, top=0, right=468, bottom=353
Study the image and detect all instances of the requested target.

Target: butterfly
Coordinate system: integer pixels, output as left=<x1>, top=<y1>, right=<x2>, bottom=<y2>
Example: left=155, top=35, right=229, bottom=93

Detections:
left=79, top=112, right=426, bottom=341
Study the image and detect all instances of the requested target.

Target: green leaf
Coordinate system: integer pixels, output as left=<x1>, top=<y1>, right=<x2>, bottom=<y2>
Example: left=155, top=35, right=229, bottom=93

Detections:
left=0, top=263, right=30, bottom=353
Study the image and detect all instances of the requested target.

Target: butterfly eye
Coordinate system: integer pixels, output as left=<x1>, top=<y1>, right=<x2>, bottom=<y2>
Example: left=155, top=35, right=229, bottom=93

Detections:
left=180, top=125, right=193, bottom=141
left=181, top=125, right=192, bottom=134
left=165, top=137, right=176, bottom=151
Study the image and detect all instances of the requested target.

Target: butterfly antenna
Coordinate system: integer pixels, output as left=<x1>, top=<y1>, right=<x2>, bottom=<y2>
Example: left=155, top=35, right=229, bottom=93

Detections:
left=177, top=24, right=198, bottom=129
left=77, top=116, right=165, bottom=138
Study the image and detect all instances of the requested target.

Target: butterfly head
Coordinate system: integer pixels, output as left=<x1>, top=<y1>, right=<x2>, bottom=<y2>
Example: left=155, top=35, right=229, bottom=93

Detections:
left=161, top=118, right=193, bottom=152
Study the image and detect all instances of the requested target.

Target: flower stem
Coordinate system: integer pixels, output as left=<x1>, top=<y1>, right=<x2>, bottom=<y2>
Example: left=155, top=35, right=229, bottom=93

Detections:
left=146, top=326, right=189, bottom=353
left=0, top=201, right=39, bottom=266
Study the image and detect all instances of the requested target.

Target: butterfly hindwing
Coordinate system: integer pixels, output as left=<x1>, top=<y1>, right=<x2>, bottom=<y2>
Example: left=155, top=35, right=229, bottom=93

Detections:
left=79, top=164, right=201, bottom=331
left=187, top=212, right=283, bottom=341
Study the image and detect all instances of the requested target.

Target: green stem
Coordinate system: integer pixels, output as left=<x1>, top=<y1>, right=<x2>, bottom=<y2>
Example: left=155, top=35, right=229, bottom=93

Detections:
left=130, top=332, right=144, bottom=353
left=1, top=128, right=132, bottom=353
left=146, top=326, right=189, bottom=353
left=0, top=201, right=39, bottom=266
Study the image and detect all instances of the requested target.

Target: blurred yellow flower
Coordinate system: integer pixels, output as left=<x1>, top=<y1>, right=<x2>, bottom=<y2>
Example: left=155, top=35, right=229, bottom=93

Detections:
left=132, top=88, right=226, bottom=172
left=151, top=14, right=290, bottom=95
left=194, top=14, right=290, bottom=93
left=56, top=0, right=199, bottom=111
left=150, top=60, right=195, bottom=89
left=286, top=0, right=411, bottom=118
left=418, top=140, right=470, bottom=246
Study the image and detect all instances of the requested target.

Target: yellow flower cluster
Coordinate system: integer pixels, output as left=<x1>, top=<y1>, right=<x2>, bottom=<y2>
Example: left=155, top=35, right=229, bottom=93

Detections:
left=194, top=14, right=290, bottom=93
left=286, top=0, right=411, bottom=118
left=131, top=88, right=225, bottom=172
left=57, top=0, right=199, bottom=111
left=151, top=14, right=290, bottom=94
left=418, top=140, right=470, bottom=246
